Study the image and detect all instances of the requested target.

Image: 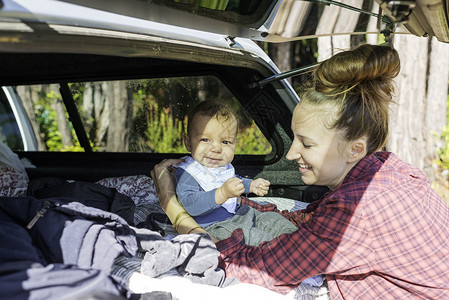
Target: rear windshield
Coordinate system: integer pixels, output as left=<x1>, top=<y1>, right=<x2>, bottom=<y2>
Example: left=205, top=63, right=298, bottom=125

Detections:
left=11, top=75, right=272, bottom=155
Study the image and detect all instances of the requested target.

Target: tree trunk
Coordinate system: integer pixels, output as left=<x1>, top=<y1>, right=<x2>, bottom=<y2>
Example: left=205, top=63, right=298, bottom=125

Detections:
left=424, top=38, right=449, bottom=171
left=389, top=33, right=449, bottom=180
left=106, top=81, right=132, bottom=152
left=15, top=85, right=47, bottom=150
left=83, top=82, right=109, bottom=151
left=388, top=32, right=429, bottom=170
left=268, top=42, right=293, bottom=84
left=48, top=84, right=73, bottom=148
left=316, top=0, right=365, bottom=60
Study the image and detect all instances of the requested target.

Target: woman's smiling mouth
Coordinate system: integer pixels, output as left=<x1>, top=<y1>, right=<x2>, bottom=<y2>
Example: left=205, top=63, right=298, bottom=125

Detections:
left=299, top=163, right=312, bottom=173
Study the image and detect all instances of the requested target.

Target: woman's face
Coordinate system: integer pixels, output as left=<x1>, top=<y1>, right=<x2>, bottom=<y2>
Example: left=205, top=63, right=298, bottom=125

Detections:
left=286, top=102, right=356, bottom=190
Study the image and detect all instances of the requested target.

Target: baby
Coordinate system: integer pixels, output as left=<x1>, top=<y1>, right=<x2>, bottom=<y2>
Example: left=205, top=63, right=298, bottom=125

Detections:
left=174, top=100, right=297, bottom=244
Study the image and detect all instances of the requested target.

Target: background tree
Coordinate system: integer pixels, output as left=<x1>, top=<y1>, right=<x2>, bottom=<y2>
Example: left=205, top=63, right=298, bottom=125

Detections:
left=15, top=85, right=46, bottom=150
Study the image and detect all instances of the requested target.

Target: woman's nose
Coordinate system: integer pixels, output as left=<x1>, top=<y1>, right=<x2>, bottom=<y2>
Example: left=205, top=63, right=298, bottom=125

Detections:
left=286, top=143, right=300, bottom=161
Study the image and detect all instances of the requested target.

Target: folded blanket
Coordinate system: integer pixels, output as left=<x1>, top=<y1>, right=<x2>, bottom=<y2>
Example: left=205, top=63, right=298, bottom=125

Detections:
left=205, top=204, right=298, bottom=246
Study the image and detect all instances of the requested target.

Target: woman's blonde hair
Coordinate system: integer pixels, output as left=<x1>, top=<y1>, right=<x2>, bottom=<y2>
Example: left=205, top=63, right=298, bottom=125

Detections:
left=301, top=44, right=400, bottom=154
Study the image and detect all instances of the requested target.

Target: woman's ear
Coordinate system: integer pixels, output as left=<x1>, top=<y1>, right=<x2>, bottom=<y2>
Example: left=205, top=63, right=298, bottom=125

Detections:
left=347, top=137, right=367, bottom=163
left=183, top=133, right=191, bottom=152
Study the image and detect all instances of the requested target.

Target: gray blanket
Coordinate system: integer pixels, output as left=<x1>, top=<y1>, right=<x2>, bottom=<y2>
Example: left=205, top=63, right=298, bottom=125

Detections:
left=205, top=204, right=298, bottom=246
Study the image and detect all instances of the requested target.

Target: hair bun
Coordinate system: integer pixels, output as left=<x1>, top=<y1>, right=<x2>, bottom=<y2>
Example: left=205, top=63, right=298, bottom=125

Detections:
left=314, top=44, right=400, bottom=95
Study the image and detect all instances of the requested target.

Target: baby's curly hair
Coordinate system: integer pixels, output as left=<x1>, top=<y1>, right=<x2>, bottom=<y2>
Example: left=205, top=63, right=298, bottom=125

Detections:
left=186, top=100, right=238, bottom=135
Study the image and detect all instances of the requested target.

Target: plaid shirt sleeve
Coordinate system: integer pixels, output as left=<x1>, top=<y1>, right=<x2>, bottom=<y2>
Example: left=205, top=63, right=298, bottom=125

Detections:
left=240, top=196, right=279, bottom=212
left=240, top=196, right=316, bottom=226
left=217, top=195, right=346, bottom=294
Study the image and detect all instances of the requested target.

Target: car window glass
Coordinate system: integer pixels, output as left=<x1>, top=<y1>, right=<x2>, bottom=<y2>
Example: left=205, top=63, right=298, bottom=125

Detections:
left=152, top=0, right=275, bottom=26
left=0, top=88, right=25, bottom=151
left=14, top=76, right=272, bottom=154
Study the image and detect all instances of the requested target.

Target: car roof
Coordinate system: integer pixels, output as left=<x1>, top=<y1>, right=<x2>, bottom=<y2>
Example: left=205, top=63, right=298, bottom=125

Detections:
left=2, top=0, right=447, bottom=64
left=56, top=0, right=449, bottom=43
left=0, top=0, right=243, bottom=49
left=0, top=0, right=291, bottom=85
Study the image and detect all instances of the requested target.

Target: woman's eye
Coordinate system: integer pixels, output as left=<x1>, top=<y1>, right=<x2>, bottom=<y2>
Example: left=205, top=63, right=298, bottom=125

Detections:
left=302, top=142, right=311, bottom=149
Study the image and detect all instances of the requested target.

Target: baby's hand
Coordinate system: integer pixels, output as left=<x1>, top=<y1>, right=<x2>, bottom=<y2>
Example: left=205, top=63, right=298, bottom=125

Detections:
left=217, top=177, right=245, bottom=204
left=250, top=178, right=270, bottom=196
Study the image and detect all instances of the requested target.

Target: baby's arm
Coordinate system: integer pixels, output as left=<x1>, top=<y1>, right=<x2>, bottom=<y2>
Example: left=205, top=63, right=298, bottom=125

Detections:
left=250, top=178, right=270, bottom=196
left=215, top=177, right=245, bottom=205
left=175, top=169, right=219, bottom=216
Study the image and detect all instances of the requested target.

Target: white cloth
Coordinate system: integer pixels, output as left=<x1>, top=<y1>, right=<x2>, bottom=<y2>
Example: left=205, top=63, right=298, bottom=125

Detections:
left=129, top=273, right=288, bottom=300
left=301, top=276, right=323, bottom=287
left=0, top=141, right=27, bottom=174
left=175, top=156, right=238, bottom=213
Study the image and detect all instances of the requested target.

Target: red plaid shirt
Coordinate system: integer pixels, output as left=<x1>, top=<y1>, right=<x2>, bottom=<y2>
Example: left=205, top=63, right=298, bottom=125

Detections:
left=216, top=152, right=449, bottom=299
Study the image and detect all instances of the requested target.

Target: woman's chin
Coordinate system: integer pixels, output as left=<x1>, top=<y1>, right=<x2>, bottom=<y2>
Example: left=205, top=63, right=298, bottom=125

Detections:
left=300, top=172, right=316, bottom=186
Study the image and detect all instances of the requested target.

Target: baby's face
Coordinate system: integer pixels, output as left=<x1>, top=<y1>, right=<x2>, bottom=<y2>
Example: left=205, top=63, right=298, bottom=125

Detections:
left=185, top=114, right=237, bottom=168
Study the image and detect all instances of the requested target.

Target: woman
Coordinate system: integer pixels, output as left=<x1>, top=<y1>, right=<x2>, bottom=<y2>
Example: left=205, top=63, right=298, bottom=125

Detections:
left=151, top=44, right=449, bottom=299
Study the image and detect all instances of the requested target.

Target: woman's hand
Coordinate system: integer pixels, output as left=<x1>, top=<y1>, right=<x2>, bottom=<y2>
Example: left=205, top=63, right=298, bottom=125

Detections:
left=150, top=158, right=183, bottom=212
left=150, top=159, right=218, bottom=242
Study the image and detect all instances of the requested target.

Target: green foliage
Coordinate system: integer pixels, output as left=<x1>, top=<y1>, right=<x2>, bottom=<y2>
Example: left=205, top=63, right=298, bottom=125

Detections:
left=143, top=101, right=186, bottom=153
left=436, top=96, right=449, bottom=170
left=35, top=90, right=65, bottom=152
left=235, top=124, right=272, bottom=154
left=59, top=143, right=97, bottom=152
left=34, top=88, right=95, bottom=152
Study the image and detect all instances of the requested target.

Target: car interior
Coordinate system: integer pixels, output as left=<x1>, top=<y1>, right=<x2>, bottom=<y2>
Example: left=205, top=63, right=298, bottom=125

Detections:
left=0, top=49, right=330, bottom=202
